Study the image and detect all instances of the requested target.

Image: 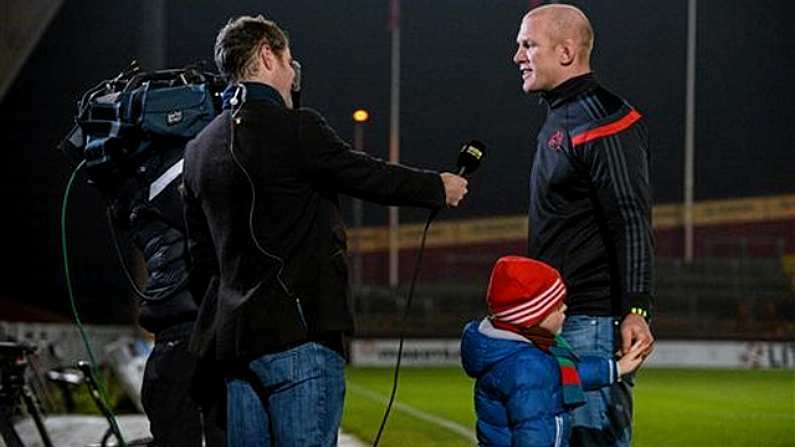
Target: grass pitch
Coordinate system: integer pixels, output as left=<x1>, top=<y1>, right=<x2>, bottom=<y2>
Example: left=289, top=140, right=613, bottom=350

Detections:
left=341, top=367, right=794, bottom=447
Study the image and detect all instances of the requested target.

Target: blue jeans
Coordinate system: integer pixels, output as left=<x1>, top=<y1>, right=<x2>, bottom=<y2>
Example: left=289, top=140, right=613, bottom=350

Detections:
left=562, top=316, right=633, bottom=447
left=225, top=342, right=345, bottom=447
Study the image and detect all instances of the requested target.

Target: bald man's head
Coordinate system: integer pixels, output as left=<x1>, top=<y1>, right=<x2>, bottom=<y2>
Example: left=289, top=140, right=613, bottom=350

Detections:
left=513, top=4, right=594, bottom=93
left=526, top=4, right=593, bottom=62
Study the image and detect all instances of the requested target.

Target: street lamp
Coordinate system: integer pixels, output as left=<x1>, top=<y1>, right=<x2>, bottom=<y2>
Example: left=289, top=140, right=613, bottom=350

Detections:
left=352, top=109, right=369, bottom=286
left=353, top=109, right=369, bottom=124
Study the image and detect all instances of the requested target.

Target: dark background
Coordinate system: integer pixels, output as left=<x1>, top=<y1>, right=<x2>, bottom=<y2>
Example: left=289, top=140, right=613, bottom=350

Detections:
left=1, top=0, right=793, bottom=322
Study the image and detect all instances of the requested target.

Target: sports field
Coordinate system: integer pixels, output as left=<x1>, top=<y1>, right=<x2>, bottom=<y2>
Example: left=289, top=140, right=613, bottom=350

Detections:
left=341, top=367, right=794, bottom=447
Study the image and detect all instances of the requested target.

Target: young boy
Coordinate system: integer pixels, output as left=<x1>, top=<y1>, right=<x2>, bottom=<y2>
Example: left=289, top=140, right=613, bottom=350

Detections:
left=461, top=256, right=649, bottom=447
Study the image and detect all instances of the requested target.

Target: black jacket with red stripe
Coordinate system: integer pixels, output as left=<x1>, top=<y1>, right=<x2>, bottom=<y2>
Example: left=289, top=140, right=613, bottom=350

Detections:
left=527, top=73, right=654, bottom=318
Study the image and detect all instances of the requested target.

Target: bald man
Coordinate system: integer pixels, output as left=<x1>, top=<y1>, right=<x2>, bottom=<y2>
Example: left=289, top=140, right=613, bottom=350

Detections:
left=513, top=5, right=654, bottom=447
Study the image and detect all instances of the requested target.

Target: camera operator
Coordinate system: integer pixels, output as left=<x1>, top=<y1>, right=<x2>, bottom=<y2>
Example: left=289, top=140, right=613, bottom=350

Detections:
left=60, top=61, right=228, bottom=446
left=108, top=179, right=225, bottom=447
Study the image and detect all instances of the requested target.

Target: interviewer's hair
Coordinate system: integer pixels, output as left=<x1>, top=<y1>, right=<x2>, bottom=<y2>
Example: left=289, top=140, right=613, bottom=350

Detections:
left=214, top=15, right=289, bottom=82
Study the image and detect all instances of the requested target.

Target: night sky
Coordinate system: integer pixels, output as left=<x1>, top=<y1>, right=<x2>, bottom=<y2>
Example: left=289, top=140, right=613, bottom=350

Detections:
left=1, top=0, right=793, bottom=322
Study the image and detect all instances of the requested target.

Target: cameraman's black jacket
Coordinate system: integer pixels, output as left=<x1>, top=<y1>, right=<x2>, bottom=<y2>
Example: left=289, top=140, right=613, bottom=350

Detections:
left=132, top=216, right=198, bottom=332
left=110, top=180, right=198, bottom=333
left=182, top=83, right=445, bottom=362
left=528, top=73, right=654, bottom=318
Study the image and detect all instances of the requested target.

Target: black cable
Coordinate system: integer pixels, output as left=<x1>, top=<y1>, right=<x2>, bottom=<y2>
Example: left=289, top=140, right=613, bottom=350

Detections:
left=372, top=208, right=439, bottom=447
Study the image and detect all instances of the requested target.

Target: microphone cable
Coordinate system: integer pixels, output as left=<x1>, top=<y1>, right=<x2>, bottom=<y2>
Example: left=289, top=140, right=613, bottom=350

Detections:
left=372, top=207, right=439, bottom=447
left=372, top=139, right=482, bottom=446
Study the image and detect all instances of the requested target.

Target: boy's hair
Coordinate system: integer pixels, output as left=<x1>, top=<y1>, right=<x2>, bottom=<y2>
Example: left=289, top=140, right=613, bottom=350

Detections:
left=487, top=256, right=566, bottom=328
left=214, top=15, right=289, bottom=82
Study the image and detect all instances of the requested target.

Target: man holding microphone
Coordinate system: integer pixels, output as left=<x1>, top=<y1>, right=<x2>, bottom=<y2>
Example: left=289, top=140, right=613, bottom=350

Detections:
left=182, top=15, right=468, bottom=447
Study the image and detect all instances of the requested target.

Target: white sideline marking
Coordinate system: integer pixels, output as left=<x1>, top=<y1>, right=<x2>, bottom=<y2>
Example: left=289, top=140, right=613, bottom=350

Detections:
left=347, top=383, right=477, bottom=443
left=339, top=429, right=368, bottom=447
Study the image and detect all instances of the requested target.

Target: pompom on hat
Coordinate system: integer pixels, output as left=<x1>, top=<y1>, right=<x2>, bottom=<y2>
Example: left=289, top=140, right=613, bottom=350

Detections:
left=487, top=255, right=566, bottom=329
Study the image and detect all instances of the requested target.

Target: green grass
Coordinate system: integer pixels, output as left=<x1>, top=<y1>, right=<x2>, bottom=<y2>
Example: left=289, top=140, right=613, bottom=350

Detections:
left=44, top=366, right=139, bottom=415
left=633, top=369, right=795, bottom=447
left=342, top=367, right=795, bottom=447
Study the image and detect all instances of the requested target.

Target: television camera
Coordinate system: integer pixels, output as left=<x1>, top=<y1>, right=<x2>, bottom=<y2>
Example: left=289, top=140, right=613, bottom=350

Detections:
left=60, top=62, right=225, bottom=197
left=59, top=62, right=226, bottom=303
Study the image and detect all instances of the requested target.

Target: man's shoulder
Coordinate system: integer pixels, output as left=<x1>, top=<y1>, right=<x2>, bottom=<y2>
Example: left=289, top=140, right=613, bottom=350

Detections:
left=185, top=112, right=228, bottom=160
left=570, top=84, right=629, bottom=123
left=190, top=111, right=229, bottom=144
left=190, top=110, right=228, bottom=141
left=294, top=107, right=329, bottom=127
left=563, top=85, right=644, bottom=149
left=295, top=106, right=323, bottom=118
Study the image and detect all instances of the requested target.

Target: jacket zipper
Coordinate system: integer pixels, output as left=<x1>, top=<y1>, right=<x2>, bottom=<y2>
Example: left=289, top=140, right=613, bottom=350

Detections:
left=554, top=415, right=563, bottom=447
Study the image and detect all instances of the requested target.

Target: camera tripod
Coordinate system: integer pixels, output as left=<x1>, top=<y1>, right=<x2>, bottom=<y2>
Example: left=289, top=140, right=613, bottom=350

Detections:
left=0, top=341, right=54, bottom=447
left=0, top=341, right=154, bottom=447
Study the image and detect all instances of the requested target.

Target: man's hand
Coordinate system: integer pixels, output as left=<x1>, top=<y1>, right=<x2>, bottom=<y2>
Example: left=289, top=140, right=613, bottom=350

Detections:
left=440, top=173, right=468, bottom=207
left=620, top=313, right=654, bottom=357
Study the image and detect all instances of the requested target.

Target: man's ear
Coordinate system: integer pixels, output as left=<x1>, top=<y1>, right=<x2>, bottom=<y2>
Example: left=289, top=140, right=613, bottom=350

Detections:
left=259, top=44, right=275, bottom=71
left=557, top=39, right=576, bottom=66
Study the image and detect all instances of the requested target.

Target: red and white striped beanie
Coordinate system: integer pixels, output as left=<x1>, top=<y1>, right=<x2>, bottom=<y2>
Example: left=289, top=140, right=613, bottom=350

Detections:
left=487, top=256, right=566, bottom=329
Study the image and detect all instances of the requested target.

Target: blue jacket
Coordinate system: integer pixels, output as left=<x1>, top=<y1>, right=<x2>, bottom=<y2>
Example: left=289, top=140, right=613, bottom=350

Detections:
left=461, top=319, right=618, bottom=447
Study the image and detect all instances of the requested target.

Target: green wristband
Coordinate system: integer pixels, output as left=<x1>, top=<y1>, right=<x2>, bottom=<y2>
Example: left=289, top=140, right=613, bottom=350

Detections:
left=629, top=307, right=649, bottom=320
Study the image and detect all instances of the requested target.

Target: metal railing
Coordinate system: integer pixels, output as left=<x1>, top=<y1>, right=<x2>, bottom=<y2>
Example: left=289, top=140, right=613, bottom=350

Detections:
left=351, top=257, right=795, bottom=341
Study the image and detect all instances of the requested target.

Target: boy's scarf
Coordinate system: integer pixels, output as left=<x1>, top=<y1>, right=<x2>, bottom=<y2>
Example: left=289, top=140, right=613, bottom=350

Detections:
left=492, top=321, right=587, bottom=408
left=548, top=335, right=586, bottom=409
